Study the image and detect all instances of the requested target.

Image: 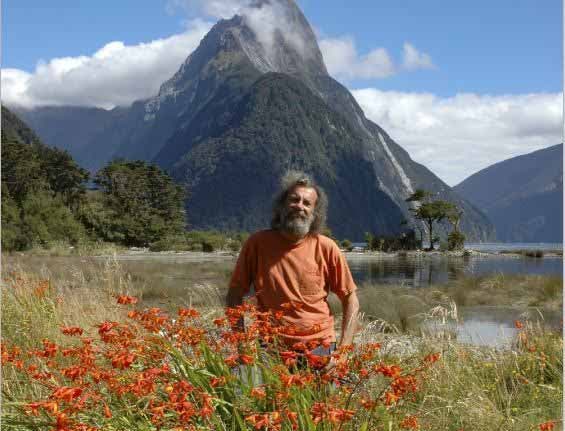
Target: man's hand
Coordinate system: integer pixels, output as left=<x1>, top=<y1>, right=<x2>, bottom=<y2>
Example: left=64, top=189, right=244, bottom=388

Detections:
left=339, top=291, right=359, bottom=346
left=322, top=355, right=338, bottom=374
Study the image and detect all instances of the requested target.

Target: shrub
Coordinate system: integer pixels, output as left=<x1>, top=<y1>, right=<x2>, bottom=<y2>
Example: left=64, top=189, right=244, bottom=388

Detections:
left=149, top=236, right=191, bottom=252
left=341, top=239, right=353, bottom=251
left=447, top=231, right=465, bottom=251
left=20, top=191, right=85, bottom=249
left=185, top=231, right=231, bottom=252
left=524, top=250, right=544, bottom=258
left=93, top=160, right=186, bottom=247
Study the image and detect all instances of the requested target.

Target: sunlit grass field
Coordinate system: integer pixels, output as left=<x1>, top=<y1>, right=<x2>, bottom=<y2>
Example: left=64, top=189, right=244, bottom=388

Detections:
left=1, top=256, right=562, bottom=430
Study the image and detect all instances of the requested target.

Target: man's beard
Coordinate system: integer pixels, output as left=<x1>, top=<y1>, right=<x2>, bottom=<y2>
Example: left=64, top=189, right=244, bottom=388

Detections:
left=281, top=207, right=314, bottom=238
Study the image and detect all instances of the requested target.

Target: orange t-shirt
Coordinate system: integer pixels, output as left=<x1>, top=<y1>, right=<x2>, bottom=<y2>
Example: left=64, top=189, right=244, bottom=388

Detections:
left=229, top=230, right=357, bottom=344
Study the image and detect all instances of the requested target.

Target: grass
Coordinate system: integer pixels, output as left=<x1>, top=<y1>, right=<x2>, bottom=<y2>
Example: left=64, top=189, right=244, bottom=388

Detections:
left=327, top=273, right=562, bottom=337
left=1, top=260, right=562, bottom=430
left=498, top=249, right=549, bottom=258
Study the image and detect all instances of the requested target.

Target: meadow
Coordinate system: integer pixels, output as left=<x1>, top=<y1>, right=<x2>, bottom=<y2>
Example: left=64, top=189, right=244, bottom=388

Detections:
left=1, top=255, right=562, bottom=430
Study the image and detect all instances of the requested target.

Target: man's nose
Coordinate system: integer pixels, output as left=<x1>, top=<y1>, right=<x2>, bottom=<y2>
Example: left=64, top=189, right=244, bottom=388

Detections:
left=290, top=201, right=306, bottom=211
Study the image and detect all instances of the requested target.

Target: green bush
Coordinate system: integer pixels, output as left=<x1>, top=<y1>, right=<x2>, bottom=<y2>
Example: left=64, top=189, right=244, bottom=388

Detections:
left=447, top=231, right=466, bottom=251
left=93, top=160, right=186, bottom=247
left=20, top=191, right=85, bottom=249
left=341, top=239, right=353, bottom=251
left=186, top=231, right=228, bottom=252
left=149, top=236, right=191, bottom=252
left=524, top=249, right=544, bottom=258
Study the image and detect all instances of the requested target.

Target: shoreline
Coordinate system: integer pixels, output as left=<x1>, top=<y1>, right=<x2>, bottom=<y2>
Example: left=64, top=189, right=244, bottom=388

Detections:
left=5, top=247, right=562, bottom=262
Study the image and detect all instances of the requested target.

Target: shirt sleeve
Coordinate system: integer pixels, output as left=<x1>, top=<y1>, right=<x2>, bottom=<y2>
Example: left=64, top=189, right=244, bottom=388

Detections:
left=328, top=243, right=357, bottom=300
left=228, top=235, right=256, bottom=295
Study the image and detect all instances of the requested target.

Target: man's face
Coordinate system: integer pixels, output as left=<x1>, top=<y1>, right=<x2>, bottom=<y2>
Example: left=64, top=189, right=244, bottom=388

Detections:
left=281, top=186, right=318, bottom=237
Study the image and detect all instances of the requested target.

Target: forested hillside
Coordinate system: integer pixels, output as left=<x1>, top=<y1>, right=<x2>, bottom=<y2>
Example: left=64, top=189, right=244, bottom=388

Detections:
left=1, top=107, right=187, bottom=251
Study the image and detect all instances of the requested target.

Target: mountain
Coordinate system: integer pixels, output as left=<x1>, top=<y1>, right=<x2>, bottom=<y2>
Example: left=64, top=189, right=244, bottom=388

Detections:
left=2, top=105, right=44, bottom=146
left=454, top=144, right=563, bottom=242
left=13, top=0, right=494, bottom=241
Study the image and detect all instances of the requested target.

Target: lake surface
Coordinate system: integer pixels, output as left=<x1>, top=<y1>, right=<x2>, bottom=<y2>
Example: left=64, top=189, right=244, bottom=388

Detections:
left=465, top=242, right=563, bottom=252
left=348, top=254, right=563, bottom=288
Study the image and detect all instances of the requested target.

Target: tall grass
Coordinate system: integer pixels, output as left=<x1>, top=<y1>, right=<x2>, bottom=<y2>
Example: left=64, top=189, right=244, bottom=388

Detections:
left=1, top=264, right=562, bottom=430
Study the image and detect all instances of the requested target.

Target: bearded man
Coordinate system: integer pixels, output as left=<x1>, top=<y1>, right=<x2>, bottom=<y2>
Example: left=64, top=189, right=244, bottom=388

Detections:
left=227, top=171, right=359, bottom=356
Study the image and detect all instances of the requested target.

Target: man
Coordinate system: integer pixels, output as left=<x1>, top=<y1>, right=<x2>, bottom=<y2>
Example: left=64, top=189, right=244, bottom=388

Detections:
left=227, top=171, right=359, bottom=355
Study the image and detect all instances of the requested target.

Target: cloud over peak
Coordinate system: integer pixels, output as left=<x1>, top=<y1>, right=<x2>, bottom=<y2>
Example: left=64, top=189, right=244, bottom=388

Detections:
left=402, top=42, right=435, bottom=70
left=2, top=19, right=212, bottom=109
left=318, top=37, right=435, bottom=81
left=352, top=89, right=562, bottom=185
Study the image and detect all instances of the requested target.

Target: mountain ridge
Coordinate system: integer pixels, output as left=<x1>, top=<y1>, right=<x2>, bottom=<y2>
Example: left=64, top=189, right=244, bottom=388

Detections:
left=454, top=143, right=562, bottom=242
left=11, top=0, right=494, bottom=241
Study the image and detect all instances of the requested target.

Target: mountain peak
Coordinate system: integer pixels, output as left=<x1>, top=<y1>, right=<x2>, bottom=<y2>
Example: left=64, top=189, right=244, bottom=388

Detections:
left=156, top=0, right=327, bottom=103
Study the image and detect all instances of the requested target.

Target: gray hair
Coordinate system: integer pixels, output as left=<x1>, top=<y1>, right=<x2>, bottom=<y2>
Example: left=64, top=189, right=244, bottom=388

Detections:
left=271, top=170, right=328, bottom=235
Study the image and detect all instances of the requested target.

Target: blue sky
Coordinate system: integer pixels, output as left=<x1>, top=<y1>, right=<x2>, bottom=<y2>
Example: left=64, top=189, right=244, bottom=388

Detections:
left=2, top=0, right=562, bottom=185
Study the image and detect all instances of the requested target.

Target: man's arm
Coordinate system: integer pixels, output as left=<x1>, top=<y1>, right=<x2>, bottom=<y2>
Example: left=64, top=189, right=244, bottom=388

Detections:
left=339, top=291, right=359, bottom=346
left=226, top=284, right=246, bottom=308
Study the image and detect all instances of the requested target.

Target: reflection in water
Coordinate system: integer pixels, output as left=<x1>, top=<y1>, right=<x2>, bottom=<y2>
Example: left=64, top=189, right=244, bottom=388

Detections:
left=348, top=256, right=562, bottom=288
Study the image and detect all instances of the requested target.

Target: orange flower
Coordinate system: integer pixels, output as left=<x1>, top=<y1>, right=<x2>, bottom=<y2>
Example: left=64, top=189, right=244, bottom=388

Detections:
left=178, top=308, right=200, bottom=318
left=423, top=352, right=441, bottom=363
left=213, top=317, right=226, bottom=326
left=52, top=386, right=82, bottom=403
left=103, top=403, right=112, bottom=418
left=239, top=354, right=255, bottom=365
left=514, top=320, right=524, bottom=329
left=250, top=387, right=266, bottom=399
left=375, top=363, right=402, bottom=378
left=210, top=376, right=227, bottom=387
left=400, top=415, right=420, bottom=429
left=60, top=326, right=84, bottom=336
left=305, top=352, right=329, bottom=369
left=33, top=280, right=49, bottom=297
left=360, top=398, right=377, bottom=410
left=224, top=354, right=238, bottom=367
left=110, top=350, right=136, bottom=369
left=116, top=295, right=138, bottom=305
left=384, top=391, right=399, bottom=405
left=279, top=350, right=298, bottom=367
left=539, top=421, right=555, bottom=431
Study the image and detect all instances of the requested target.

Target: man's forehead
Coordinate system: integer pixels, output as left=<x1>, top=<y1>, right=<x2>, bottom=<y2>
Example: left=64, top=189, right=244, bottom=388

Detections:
left=288, top=186, right=318, bottom=199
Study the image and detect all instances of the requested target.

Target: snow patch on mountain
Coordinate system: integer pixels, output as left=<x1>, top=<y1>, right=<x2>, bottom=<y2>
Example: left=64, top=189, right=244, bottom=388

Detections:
left=378, top=132, right=414, bottom=198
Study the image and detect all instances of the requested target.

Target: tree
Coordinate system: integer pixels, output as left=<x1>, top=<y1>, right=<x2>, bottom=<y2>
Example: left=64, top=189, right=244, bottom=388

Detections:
left=1, top=135, right=89, bottom=251
left=446, top=206, right=466, bottom=250
left=37, top=145, right=89, bottom=211
left=406, top=189, right=456, bottom=251
left=91, top=160, right=186, bottom=247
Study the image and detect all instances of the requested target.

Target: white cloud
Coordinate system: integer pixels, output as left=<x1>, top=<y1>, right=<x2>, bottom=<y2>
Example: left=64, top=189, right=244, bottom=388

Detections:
left=166, top=0, right=247, bottom=19
left=319, top=36, right=395, bottom=80
left=402, top=42, right=435, bottom=70
left=1, top=19, right=212, bottom=109
left=319, top=37, right=435, bottom=81
left=351, top=89, right=562, bottom=186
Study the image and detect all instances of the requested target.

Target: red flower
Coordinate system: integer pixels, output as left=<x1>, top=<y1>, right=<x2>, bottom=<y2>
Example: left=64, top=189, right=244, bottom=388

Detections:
left=250, top=387, right=266, bottom=399
left=239, top=354, right=254, bottom=365
left=116, top=295, right=138, bottom=305
left=178, top=308, right=200, bottom=318
left=400, top=415, right=420, bottom=429
left=60, top=326, right=84, bottom=336
left=51, top=386, right=82, bottom=403
left=539, top=421, right=555, bottom=431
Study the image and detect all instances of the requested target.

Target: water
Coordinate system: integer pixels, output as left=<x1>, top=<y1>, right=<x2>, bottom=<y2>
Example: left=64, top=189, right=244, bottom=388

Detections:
left=352, top=242, right=563, bottom=253
left=347, top=254, right=562, bottom=288
left=466, top=242, right=563, bottom=252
